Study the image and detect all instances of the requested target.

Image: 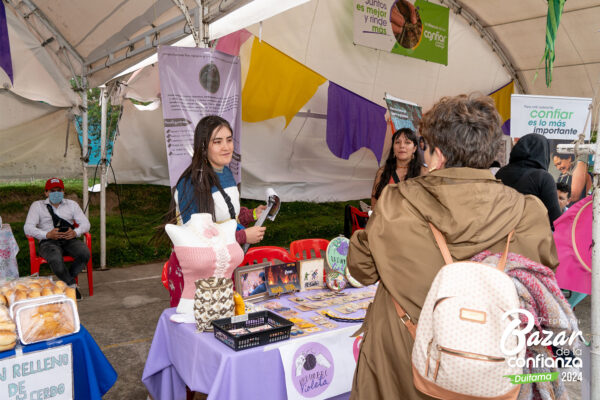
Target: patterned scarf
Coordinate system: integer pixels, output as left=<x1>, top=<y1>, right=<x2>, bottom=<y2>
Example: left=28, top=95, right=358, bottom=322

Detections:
left=473, top=251, right=582, bottom=400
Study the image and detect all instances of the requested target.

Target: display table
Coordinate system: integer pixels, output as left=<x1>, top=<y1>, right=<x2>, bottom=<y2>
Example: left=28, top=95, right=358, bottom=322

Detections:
left=143, top=288, right=373, bottom=400
left=0, top=224, right=19, bottom=279
left=0, top=325, right=117, bottom=400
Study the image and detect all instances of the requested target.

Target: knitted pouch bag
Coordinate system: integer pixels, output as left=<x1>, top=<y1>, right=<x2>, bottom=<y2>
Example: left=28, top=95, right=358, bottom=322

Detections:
left=194, top=277, right=235, bottom=332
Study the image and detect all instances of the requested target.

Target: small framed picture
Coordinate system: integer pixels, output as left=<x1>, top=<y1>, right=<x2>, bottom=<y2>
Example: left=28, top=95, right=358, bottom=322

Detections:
left=265, top=262, right=300, bottom=296
left=234, top=262, right=271, bottom=302
left=298, top=258, right=325, bottom=291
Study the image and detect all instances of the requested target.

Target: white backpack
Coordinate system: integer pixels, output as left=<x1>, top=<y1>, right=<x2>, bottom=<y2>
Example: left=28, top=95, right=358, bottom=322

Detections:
left=392, top=224, right=524, bottom=399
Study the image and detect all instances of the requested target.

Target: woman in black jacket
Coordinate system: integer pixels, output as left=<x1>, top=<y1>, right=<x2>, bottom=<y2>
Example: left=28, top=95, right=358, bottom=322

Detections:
left=496, top=133, right=561, bottom=228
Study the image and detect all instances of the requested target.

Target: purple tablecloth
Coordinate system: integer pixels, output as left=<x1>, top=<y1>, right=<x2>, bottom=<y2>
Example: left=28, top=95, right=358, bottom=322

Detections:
left=142, top=288, right=372, bottom=400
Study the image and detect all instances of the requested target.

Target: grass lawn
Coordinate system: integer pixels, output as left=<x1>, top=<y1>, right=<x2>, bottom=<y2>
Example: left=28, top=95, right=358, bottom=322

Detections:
left=0, top=180, right=363, bottom=276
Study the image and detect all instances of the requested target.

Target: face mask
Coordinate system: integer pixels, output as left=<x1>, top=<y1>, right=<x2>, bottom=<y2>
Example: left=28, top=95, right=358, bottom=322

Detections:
left=49, top=191, right=64, bottom=204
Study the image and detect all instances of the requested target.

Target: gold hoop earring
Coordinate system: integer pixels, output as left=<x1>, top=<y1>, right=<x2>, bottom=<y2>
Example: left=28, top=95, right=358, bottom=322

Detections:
left=428, top=166, right=437, bottom=173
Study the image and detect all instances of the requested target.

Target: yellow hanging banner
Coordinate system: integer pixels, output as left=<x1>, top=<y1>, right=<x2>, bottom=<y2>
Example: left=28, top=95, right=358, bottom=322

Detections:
left=489, top=81, right=514, bottom=123
left=242, top=38, right=326, bottom=128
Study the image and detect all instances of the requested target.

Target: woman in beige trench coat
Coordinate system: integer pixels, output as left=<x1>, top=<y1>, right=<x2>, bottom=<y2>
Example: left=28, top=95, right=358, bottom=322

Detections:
left=347, top=94, right=559, bottom=400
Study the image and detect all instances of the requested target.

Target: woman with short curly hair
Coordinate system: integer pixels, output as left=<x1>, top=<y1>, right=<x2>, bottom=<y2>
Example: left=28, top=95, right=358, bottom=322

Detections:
left=347, top=94, right=558, bottom=400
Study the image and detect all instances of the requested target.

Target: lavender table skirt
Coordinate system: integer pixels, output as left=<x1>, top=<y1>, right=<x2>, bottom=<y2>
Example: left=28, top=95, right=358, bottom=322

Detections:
left=142, top=307, right=359, bottom=400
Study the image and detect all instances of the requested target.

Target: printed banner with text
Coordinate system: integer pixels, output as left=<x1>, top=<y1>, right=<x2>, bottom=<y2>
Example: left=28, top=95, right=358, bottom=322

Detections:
left=0, top=344, right=73, bottom=400
left=354, top=0, right=449, bottom=65
left=510, top=94, right=592, bottom=140
left=276, top=325, right=360, bottom=400
left=158, top=46, right=242, bottom=187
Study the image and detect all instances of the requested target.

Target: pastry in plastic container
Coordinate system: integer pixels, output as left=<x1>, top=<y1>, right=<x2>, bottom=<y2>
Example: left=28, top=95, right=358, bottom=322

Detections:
left=10, top=295, right=80, bottom=345
left=0, top=277, right=76, bottom=308
left=0, top=305, right=16, bottom=351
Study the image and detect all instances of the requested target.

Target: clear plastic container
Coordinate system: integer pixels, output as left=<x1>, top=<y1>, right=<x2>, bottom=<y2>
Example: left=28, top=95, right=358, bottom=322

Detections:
left=10, top=295, right=80, bottom=345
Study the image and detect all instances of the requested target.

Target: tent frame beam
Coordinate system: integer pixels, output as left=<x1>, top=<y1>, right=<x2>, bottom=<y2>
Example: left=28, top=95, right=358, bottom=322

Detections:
left=171, top=0, right=201, bottom=46
left=439, top=0, right=525, bottom=94
left=10, top=0, right=84, bottom=66
left=85, top=7, right=200, bottom=76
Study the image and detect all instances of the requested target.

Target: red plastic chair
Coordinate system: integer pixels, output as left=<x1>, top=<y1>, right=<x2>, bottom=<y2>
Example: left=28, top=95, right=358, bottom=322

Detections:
left=349, top=206, right=369, bottom=234
left=27, top=233, right=94, bottom=296
left=289, top=239, right=330, bottom=261
left=240, top=246, right=295, bottom=266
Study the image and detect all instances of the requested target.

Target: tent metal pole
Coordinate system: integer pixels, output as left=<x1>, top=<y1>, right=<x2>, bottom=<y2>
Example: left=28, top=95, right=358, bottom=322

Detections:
left=100, top=87, right=108, bottom=271
left=82, top=77, right=89, bottom=219
left=439, top=0, right=525, bottom=94
left=592, top=182, right=600, bottom=399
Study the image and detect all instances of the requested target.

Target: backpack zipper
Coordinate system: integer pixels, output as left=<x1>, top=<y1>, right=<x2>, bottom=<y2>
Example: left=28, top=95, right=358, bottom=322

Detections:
left=437, top=345, right=505, bottom=362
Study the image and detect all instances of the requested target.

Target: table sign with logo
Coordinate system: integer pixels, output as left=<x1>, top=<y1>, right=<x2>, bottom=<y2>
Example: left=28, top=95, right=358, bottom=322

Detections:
left=0, top=344, right=73, bottom=400
left=275, top=325, right=359, bottom=400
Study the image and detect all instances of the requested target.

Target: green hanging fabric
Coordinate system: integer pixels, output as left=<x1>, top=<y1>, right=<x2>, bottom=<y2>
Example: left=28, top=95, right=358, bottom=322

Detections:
left=540, top=0, right=566, bottom=87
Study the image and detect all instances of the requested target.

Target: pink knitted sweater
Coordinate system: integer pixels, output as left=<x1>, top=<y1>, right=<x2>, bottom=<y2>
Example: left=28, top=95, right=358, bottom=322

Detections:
left=175, top=244, right=244, bottom=300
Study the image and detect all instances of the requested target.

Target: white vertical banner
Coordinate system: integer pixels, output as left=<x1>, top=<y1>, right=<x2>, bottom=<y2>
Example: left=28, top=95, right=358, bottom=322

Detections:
left=158, top=46, right=242, bottom=187
left=276, top=325, right=361, bottom=400
left=510, top=94, right=592, bottom=140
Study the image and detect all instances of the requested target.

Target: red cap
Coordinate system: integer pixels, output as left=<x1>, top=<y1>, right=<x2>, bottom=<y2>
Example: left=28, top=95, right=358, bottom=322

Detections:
left=45, top=178, right=64, bottom=191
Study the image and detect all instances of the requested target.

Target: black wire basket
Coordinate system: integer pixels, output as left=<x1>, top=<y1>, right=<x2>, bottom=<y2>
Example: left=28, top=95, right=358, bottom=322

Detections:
left=212, top=310, right=293, bottom=351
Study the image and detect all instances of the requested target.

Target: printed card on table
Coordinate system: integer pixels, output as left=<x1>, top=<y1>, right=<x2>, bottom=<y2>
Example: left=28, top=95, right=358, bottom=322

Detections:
left=299, top=258, right=325, bottom=291
left=266, top=262, right=300, bottom=296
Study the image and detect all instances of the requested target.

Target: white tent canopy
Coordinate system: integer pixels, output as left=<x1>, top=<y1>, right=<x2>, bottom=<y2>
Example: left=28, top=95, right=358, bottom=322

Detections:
left=1, top=0, right=599, bottom=194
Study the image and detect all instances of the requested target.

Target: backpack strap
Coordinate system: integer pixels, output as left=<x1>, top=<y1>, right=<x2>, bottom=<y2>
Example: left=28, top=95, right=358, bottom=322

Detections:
left=391, top=225, right=514, bottom=340
left=429, top=223, right=514, bottom=272
left=496, top=230, right=514, bottom=271
left=428, top=223, right=453, bottom=264
left=391, top=297, right=417, bottom=339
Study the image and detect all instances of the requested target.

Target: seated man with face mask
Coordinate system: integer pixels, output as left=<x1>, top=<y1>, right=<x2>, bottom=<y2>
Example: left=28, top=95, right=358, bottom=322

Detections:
left=24, top=178, right=90, bottom=299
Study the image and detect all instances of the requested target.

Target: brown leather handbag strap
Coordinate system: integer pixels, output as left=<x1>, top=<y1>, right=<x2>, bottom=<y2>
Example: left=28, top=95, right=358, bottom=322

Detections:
left=496, top=230, right=514, bottom=272
left=428, top=223, right=453, bottom=264
left=392, top=297, right=417, bottom=339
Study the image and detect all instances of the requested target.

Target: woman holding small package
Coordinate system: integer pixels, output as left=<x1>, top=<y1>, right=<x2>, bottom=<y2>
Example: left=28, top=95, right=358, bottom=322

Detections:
left=347, top=94, right=558, bottom=399
left=165, top=115, right=266, bottom=306
left=371, top=127, right=426, bottom=208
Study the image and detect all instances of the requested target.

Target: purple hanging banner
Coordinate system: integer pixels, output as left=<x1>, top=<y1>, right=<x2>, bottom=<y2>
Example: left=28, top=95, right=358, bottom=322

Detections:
left=326, top=81, right=387, bottom=163
left=0, top=1, right=13, bottom=83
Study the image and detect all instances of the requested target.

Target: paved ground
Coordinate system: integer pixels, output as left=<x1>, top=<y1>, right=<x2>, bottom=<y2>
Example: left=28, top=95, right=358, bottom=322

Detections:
left=77, top=262, right=169, bottom=400
left=75, top=263, right=591, bottom=399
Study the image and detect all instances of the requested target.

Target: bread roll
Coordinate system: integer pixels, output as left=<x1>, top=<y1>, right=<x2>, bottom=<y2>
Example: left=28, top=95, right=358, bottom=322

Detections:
left=64, top=287, right=76, bottom=303
left=41, top=287, right=53, bottom=297
left=0, top=295, right=6, bottom=307
left=15, top=284, right=28, bottom=291
left=0, top=320, right=16, bottom=331
left=52, top=286, right=64, bottom=295
left=37, top=304, right=61, bottom=314
left=54, top=281, right=67, bottom=289
left=28, top=290, right=41, bottom=298
left=0, top=341, right=16, bottom=351
left=14, top=290, right=27, bottom=302
left=28, top=283, right=42, bottom=291
left=39, top=279, right=53, bottom=288
left=0, top=330, right=17, bottom=346
left=4, top=289, right=14, bottom=301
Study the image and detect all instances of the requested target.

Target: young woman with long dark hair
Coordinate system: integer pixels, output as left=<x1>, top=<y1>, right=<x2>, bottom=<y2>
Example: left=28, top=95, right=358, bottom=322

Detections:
left=371, top=128, right=426, bottom=208
left=165, top=115, right=266, bottom=307
left=171, top=115, right=265, bottom=244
